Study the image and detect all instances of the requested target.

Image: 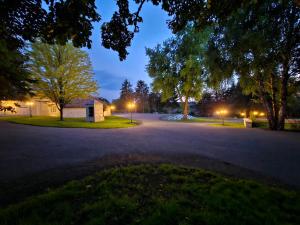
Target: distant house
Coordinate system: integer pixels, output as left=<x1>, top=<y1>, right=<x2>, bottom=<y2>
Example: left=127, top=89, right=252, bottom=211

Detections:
left=0, top=97, right=111, bottom=118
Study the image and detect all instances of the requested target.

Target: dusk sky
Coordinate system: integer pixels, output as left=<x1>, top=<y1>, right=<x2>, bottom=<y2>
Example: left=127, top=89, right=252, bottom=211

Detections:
left=85, top=1, right=173, bottom=101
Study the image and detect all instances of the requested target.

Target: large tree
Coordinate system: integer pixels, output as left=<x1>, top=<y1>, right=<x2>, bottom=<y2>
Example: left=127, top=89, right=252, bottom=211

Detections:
left=205, top=0, right=299, bottom=130
left=134, top=80, right=149, bottom=113
left=29, top=42, right=98, bottom=120
left=0, top=0, right=100, bottom=99
left=146, top=27, right=209, bottom=119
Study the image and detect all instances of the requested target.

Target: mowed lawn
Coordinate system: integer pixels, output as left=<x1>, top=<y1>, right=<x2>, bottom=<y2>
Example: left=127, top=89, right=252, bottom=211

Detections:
left=1, top=116, right=137, bottom=129
left=0, top=164, right=299, bottom=225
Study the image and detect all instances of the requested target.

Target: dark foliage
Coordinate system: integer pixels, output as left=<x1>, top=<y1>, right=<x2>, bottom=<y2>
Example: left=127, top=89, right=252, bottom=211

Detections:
left=0, top=0, right=100, bottom=99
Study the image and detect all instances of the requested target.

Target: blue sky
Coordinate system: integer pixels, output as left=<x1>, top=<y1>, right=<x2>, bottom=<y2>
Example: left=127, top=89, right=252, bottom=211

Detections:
left=84, top=1, right=172, bottom=101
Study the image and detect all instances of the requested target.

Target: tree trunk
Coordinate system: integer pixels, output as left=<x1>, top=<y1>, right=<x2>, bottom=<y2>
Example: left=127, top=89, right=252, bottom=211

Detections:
left=278, top=63, right=289, bottom=130
left=182, top=98, right=189, bottom=120
left=258, top=79, right=278, bottom=130
left=59, top=107, right=64, bottom=121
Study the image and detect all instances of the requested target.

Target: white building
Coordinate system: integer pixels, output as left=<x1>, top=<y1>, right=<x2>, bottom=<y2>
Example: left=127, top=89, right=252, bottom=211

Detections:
left=0, top=97, right=111, bottom=118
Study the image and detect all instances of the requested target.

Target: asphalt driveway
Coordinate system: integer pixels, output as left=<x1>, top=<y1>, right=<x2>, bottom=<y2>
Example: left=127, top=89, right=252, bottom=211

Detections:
left=0, top=113, right=300, bottom=187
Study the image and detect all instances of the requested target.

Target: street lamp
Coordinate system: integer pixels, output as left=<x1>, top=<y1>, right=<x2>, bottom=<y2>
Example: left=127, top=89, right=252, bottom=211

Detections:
left=110, top=105, right=116, bottom=114
left=216, top=109, right=228, bottom=125
left=127, top=102, right=136, bottom=123
left=26, top=101, right=34, bottom=117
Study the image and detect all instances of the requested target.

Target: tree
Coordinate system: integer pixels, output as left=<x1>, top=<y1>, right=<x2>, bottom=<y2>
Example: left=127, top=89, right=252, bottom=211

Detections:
left=148, top=92, right=161, bottom=113
left=146, top=27, right=208, bottom=119
left=205, top=0, right=299, bottom=130
left=119, top=79, right=134, bottom=110
left=134, top=80, right=149, bottom=113
left=29, top=42, right=98, bottom=120
left=0, top=0, right=100, bottom=99
left=101, top=0, right=250, bottom=60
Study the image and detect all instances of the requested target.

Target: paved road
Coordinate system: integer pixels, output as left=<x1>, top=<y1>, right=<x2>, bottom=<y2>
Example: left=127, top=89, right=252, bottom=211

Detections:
left=0, top=114, right=300, bottom=186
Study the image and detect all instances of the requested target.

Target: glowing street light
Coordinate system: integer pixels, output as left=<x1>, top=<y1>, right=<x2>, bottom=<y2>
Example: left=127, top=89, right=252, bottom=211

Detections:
left=110, top=105, right=116, bottom=113
left=216, top=109, right=228, bottom=125
left=26, top=101, right=34, bottom=117
left=240, top=112, right=246, bottom=117
left=127, top=102, right=136, bottom=123
left=259, top=112, right=265, bottom=117
left=253, top=111, right=258, bottom=116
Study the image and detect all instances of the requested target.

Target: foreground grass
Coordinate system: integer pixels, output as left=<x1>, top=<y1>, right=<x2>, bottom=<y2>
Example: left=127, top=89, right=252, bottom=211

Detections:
left=1, top=116, right=137, bottom=129
left=0, top=164, right=299, bottom=225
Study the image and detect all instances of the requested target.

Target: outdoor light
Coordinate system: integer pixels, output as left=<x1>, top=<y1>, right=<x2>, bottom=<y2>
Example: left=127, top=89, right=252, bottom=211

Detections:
left=216, top=109, right=228, bottom=125
left=110, top=105, right=116, bottom=111
left=259, top=112, right=265, bottom=117
left=240, top=112, right=246, bottom=117
left=253, top=111, right=258, bottom=116
left=127, top=102, right=136, bottom=123
left=26, top=101, right=34, bottom=117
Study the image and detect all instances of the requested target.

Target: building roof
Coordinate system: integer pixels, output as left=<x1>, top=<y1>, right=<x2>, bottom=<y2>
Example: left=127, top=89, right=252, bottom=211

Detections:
left=65, top=98, right=102, bottom=108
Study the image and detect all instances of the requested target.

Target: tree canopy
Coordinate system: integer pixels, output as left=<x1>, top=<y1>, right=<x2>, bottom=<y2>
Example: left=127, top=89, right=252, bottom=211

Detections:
left=204, top=0, right=299, bottom=130
left=0, top=0, right=100, bottom=99
left=146, top=27, right=210, bottom=119
left=29, top=42, right=98, bottom=120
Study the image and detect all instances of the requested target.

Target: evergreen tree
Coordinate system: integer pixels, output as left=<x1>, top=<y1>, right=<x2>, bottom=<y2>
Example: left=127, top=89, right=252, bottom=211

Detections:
left=120, top=79, right=134, bottom=110
left=134, top=80, right=149, bottom=113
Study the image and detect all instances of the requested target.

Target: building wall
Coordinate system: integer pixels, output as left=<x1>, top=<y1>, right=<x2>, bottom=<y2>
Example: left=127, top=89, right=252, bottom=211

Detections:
left=86, top=100, right=104, bottom=122
left=0, top=100, right=29, bottom=116
left=63, top=108, right=86, bottom=118
left=0, top=99, right=59, bottom=117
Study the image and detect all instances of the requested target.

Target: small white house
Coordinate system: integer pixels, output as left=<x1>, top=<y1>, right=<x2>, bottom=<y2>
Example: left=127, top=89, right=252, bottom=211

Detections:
left=0, top=97, right=111, bottom=118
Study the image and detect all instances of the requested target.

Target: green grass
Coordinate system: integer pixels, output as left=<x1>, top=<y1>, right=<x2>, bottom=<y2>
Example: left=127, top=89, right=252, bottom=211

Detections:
left=253, top=121, right=300, bottom=132
left=0, top=116, right=137, bottom=129
left=186, top=117, right=223, bottom=123
left=208, top=122, right=245, bottom=128
left=0, top=164, right=299, bottom=225
left=168, top=117, right=245, bottom=128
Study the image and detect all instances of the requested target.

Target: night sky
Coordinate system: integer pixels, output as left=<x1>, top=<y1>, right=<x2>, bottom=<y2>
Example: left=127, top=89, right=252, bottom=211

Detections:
left=84, top=1, right=173, bottom=101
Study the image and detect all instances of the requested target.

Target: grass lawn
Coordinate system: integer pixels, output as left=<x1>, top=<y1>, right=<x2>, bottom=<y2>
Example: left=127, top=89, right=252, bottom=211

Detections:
left=172, top=117, right=246, bottom=128
left=0, top=116, right=137, bottom=129
left=208, top=122, right=245, bottom=128
left=185, top=117, right=223, bottom=123
left=253, top=121, right=300, bottom=132
left=0, top=164, right=299, bottom=225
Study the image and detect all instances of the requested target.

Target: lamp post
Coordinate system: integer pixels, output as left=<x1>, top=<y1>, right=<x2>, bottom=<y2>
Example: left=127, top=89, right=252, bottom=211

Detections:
left=216, top=109, right=228, bottom=125
left=110, top=105, right=116, bottom=114
left=26, top=101, right=34, bottom=117
left=127, top=102, right=136, bottom=123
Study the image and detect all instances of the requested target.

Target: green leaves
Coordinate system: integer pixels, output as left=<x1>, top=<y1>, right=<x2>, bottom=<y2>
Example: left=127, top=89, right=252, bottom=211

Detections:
left=146, top=26, right=208, bottom=115
left=28, top=42, right=98, bottom=112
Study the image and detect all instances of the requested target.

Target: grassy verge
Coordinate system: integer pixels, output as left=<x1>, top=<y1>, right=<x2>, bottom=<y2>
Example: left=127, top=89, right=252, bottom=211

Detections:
left=0, top=164, right=299, bottom=225
left=253, top=121, right=300, bottom=132
left=186, top=117, right=223, bottom=123
left=208, top=122, right=245, bottom=128
left=0, top=116, right=137, bottom=129
left=168, top=117, right=245, bottom=128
